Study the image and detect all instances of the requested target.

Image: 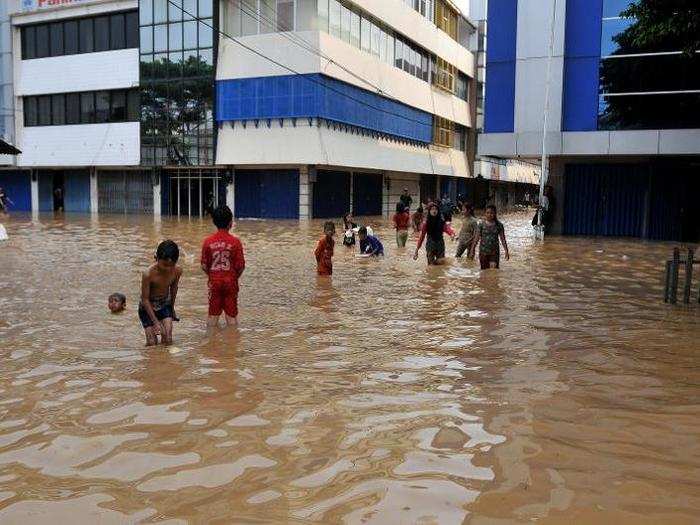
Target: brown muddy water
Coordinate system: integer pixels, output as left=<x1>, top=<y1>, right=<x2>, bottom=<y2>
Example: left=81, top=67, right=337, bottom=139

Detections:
left=0, top=211, right=699, bottom=524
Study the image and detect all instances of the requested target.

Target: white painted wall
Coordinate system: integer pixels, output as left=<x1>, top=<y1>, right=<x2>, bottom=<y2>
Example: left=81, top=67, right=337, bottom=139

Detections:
left=217, top=31, right=472, bottom=127
left=384, top=171, right=421, bottom=216
left=17, top=49, right=139, bottom=96
left=18, top=122, right=139, bottom=166
left=217, top=119, right=471, bottom=178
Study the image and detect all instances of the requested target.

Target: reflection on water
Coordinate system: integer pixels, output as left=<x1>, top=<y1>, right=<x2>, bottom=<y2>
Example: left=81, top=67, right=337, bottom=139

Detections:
left=0, top=212, right=699, bottom=523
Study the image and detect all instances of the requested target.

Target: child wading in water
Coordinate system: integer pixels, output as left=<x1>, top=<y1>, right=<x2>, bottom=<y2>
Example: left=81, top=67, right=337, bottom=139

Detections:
left=393, top=203, right=411, bottom=247
left=315, top=221, right=335, bottom=275
left=470, top=205, right=509, bottom=269
left=139, top=240, right=182, bottom=346
left=412, top=206, right=424, bottom=233
left=358, top=226, right=384, bottom=256
left=201, top=205, right=246, bottom=327
left=414, top=203, right=455, bottom=265
left=455, top=203, right=478, bottom=258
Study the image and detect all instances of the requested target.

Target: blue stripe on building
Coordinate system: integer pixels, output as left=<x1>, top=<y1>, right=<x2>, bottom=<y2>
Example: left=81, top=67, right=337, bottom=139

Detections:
left=235, top=169, right=299, bottom=219
left=484, top=0, right=517, bottom=133
left=0, top=170, right=31, bottom=212
left=562, top=0, right=603, bottom=131
left=216, top=74, right=433, bottom=144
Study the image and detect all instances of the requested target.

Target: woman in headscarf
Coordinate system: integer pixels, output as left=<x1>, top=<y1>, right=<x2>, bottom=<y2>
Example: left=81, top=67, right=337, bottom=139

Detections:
left=413, top=203, right=455, bottom=265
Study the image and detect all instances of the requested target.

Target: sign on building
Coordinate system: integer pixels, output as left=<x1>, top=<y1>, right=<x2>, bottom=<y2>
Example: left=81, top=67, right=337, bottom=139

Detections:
left=22, top=0, right=94, bottom=11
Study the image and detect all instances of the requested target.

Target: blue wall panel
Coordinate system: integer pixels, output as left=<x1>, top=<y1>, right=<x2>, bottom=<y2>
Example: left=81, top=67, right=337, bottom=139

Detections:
left=64, top=170, right=91, bottom=213
left=484, top=0, right=517, bottom=133
left=0, top=170, right=31, bottom=212
left=235, top=169, right=299, bottom=219
left=313, top=170, right=351, bottom=219
left=38, top=172, right=53, bottom=211
left=217, top=74, right=433, bottom=143
left=562, top=0, right=603, bottom=131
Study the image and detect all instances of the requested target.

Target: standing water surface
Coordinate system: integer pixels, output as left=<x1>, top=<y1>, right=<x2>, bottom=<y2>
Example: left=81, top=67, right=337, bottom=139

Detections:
left=0, top=212, right=698, bottom=524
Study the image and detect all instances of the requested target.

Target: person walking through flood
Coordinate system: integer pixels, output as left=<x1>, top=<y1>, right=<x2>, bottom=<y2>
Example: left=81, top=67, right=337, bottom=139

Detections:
left=411, top=205, right=424, bottom=233
left=358, top=226, right=384, bottom=256
left=201, top=205, right=246, bottom=327
left=399, top=188, right=413, bottom=210
left=470, top=205, right=510, bottom=270
left=342, top=212, right=357, bottom=247
left=315, top=221, right=336, bottom=275
left=393, top=203, right=411, bottom=247
left=0, top=187, right=13, bottom=215
left=413, top=202, right=455, bottom=265
left=455, top=203, right=478, bottom=259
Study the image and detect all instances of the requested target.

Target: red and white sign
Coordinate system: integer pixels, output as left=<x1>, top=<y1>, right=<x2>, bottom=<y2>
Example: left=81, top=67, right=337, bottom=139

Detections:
left=22, top=0, right=95, bottom=12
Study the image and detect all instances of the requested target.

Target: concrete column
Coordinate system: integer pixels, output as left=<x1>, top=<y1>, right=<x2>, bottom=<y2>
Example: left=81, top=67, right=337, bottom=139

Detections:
left=30, top=170, right=39, bottom=217
left=226, top=168, right=235, bottom=215
left=382, top=173, right=390, bottom=217
left=299, top=165, right=311, bottom=220
left=90, top=169, right=98, bottom=214
left=152, top=169, right=161, bottom=219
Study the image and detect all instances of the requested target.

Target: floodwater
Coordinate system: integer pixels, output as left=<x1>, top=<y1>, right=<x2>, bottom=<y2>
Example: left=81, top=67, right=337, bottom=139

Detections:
left=0, top=211, right=699, bottom=524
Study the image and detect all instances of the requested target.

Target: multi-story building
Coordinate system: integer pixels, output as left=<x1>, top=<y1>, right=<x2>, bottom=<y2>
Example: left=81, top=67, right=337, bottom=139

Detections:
left=2, top=0, right=477, bottom=219
left=479, top=0, right=700, bottom=241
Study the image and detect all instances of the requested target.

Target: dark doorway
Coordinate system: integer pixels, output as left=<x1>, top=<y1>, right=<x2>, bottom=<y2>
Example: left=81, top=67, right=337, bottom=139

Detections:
left=52, top=172, right=65, bottom=212
left=352, top=172, right=382, bottom=216
left=313, top=170, right=351, bottom=218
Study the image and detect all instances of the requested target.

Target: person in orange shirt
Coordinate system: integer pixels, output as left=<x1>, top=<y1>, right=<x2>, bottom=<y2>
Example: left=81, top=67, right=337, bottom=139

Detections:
left=315, top=221, right=336, bottom=276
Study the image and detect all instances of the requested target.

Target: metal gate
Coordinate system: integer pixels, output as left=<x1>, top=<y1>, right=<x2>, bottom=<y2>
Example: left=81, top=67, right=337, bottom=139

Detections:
left=352, top=173, right=383, bottom=216
left=235, top=169, right=299, bottom=219
left=167, top=168, right=226, bottom=217
left=98, top=170, right=153, bottom=214
left=313, top=170, right=351, bottom=219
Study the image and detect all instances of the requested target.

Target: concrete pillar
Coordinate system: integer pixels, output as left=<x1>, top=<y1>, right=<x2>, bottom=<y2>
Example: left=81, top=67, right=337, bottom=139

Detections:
left=382, top=173, right=390, bottom=217
left=30, top=170, right=39, bottom=215
left=152, top=169, right=161, bottom=219
left=226, top=168, right=235, bottom=215
left=299, top=165, right=311, bottom=220
left=90, top=168, right=98, bottom=214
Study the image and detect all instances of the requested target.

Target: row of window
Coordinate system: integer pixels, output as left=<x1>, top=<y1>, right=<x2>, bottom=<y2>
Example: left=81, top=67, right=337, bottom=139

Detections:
left=433, top=116, right=466, bottom=150
left=21, top=11, right=139, bottom=60
left=598, top=92, right=700, bottom=130
left=139, top=0, right=214, bottom=26
left=600, top=54, right=700, bottom=95
left=139, top=18, right=214, bottom=54
left=24, top=89, right=140, bottom=127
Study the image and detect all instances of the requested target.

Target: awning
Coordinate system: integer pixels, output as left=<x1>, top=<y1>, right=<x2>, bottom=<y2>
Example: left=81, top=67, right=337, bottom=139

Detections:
left=0, top=139, right=21, bottom=155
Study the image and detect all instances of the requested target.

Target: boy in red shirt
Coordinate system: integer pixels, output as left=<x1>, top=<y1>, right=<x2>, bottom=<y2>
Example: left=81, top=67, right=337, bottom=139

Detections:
left=314, top=221, right=335, bottom=276
left=201, top=205, right=245, bottom=327
left=392, top=202, right=411, bottom=247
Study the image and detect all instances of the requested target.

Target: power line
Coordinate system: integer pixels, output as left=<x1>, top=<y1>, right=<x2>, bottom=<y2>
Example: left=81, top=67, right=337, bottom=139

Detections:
left=166, top=0, right=435, bottom=133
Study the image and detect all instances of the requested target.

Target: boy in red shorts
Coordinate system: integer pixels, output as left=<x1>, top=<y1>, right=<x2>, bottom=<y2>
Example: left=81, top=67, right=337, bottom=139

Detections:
left=201, top=205, right=245, bottom=327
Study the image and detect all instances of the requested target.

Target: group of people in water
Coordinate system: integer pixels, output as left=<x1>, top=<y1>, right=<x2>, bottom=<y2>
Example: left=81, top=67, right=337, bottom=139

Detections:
left=315, top=189, right=509, bottom=276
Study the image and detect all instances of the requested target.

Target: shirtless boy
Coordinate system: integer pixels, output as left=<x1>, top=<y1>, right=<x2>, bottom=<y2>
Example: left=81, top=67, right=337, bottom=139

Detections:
left=139, top=240, right=182, bottom=346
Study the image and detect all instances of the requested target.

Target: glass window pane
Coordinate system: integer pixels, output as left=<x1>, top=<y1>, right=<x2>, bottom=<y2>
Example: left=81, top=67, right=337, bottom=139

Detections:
left=370, top=22, right=380, bottom=56
left=395, top=38, right=403, bottom=68
left=360, top=16, right=370, bottom=51
left=318, top=0, right=329, bottom=32
left=603, top=0, right=636, bottom=18
left=23, top=26, right=36, bottom=59
left=154, top=24, right=167, bottom=52
left=66, top=93, right=80, bottom=124
left=241, top=0, right=258, bottom=36
left=110, top=14, right=126, bottom=49
left=183, top=0, right=196, bottom=20
left=50, top=22, right=64, bottom=57
left=600, top=54, right=700, bottom=94
left=403, top=44, right=411, bottom=73
left=169, top=0, right=183, bottom=21
left=64, top=21, right=79, bottom=54
left=277, top=0, right=294, bottom=31
left=110, top=90, right=126, bottom=121
left=127, top=90, right=140, bottom=121
left=36, top=25, right=49, bottom=58
left=126, top=12, right=139, bottom=48
left=260, top=0, right=275, bottom=33
left=81, top=92, right=95, bottom=123
left=170, top=50, right=184, bottom=77
left=52, top=94, right=65, bottom=125
left=329, top=0, right=341, bottom=38
left=350, top=12, right=360, bottom=48
left=140, top=26, right=153, bottom=53
left=169, top=21, right=183, bottom=50
left=38, top=95, right=51, bottom=126
left=95, top=16, right=110, bottom=52
left=386, top=33, right=394, bottom=65
left=95, top=91, right=110, bottom=123
left=340, top=5, right=351, bottom=43
left=24, top=97, right=37, bottom=126
left=600, top=17, right=634, bottom=56
left=199, top=19, right=213, bottom=47
left=154, top=0, right=168, bottom=23
left=183, top=20, right=197, bottom=48
left=140, top=0, right=153, bottom=25
left=199, top=48, right=213, bottom=74
left=379, top=29, right=387, bottom=63
left=599, top=92, right=700, bottom=130
left=79, top=18, right=94, bottom=53
left=199, top=0, right=213, bottom=18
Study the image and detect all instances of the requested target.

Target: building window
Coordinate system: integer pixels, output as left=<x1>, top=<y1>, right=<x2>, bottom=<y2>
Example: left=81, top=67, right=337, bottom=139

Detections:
left=434, top=57, right=456, bottom=93
left=456, top=72, right=469, bottom=102
left=433, top=116, right=453, bottom=147
left=20, top=10, right=139, bottom=60
left=435, top=0, right=457, bottom=40
left=23, top=89, right=140, bottom=127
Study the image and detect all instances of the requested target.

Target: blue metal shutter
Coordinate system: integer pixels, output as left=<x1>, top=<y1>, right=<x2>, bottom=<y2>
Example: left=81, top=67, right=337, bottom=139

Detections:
left=235, top=169, right=299, bottom=219
left=38, top=170, right=53, bottom=211
left=64, top=169, right=91, bottom=213
left=0, top=170, right=31, bottom=211
left=313, top=170, right=351, bottom=219
left=352, top=173, right=382, bottom=216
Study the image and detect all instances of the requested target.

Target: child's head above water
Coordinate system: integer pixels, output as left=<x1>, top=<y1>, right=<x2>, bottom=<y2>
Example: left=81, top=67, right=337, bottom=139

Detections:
left=485, top=204, right=497, bottom=221
left=428, top=203, right=439, bottom=216
left=323, top=221, right=336, bottom=237
left=358, top=226, right=368, bottom=240
left=211, top=205, right=233, bottom=230
left=155, top=240, right=180, bottom=270
left=108, top=292, right=126, bottom=313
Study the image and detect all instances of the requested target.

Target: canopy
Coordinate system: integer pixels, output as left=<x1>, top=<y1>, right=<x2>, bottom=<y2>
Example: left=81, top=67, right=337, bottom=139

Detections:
left=0, top=139, right=21, bottom=155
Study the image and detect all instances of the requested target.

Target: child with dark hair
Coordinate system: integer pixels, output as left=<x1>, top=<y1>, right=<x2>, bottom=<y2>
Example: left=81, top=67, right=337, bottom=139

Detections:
left=470, top=205, right=509, bottom=269
left=358, top=226, right=384, bottom=256
left=411, top=206, right=424, bottom=233
left=342, top=212, right=357, bottom=247
left=315, top=221, right=336, bottom=275
left=455, top=203, right=477, bottom=259
left=201, top=205, right=245, bottom=327
left=108, top=293, right=126, bottom=313
left=393, top=202, right=411, bottom=247
left=413, top=202, right=455, bottom=265
left=139, top=240, right=182, bottom=346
